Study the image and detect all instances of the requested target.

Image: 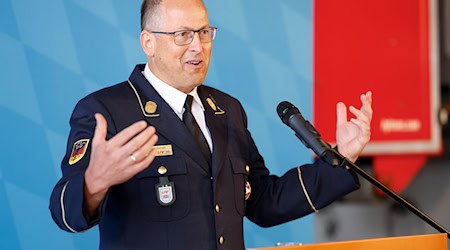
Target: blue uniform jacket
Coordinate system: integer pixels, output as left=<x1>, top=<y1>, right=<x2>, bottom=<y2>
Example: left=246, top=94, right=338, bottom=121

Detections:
left=49, top=64, right=359, bottom=250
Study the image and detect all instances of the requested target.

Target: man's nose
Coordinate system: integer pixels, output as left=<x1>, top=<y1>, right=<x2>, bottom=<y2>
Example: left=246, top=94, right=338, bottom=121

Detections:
left=188, top=32, right=203, bottom=51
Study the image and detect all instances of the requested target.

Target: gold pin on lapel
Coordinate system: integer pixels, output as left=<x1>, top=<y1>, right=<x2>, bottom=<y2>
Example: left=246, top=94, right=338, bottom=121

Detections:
left=145, top=101, right=157, bottom=114
left=207, top=95, right=225, bottom=115
left=206, top=98, right=217, bottom=111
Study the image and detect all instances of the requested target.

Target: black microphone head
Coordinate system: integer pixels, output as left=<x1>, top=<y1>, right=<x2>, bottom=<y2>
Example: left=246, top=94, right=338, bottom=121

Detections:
left=277, top=101, right=300, bottom=124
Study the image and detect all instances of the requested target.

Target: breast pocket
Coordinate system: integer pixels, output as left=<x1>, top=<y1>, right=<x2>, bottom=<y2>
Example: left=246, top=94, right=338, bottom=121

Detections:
left=135, top=157, right=190, bottom=222
left=230, top=157, right=249, bottom=216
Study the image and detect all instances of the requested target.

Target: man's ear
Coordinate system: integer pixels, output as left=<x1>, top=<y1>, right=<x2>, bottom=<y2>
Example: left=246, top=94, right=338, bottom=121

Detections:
left=140, top=30, right=155, bottom=57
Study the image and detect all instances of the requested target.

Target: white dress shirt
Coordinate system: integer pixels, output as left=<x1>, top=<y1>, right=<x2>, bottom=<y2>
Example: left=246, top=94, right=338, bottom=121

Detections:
left=142, top=64, right=213, bottom=152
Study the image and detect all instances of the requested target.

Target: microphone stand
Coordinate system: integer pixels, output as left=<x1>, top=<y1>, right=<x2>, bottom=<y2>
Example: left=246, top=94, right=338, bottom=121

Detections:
left=329, top=148, right=450, bottom=239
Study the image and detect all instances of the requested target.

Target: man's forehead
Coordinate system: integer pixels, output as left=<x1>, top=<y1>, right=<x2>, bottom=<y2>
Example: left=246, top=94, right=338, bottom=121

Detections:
left=159, top=3, right=209, bottom=30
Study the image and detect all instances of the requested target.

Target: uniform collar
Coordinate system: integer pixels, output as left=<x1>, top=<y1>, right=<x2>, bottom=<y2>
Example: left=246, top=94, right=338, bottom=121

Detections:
left=142, top=64, right=204, bottom=118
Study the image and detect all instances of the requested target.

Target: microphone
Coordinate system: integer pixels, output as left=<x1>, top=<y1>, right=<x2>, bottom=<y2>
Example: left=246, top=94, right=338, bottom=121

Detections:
left=277, top=101, right=450, bottom=238
left=277, top=101, right=340, bottom=167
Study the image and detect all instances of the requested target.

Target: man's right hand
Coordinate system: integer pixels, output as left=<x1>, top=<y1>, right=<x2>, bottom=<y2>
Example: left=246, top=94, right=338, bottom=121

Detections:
left=84, top=113, right=158, bottom=217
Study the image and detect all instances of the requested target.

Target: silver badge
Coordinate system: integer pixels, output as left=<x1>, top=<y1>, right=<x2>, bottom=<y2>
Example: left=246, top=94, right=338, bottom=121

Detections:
left=155, top=176, right=176, bottom=206
left=158, top=186, right=174, bottom=204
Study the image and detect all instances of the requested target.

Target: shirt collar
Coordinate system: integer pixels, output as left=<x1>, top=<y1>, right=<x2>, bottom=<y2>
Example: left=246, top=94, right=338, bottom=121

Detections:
left=142, top=64, right=204, bottom=116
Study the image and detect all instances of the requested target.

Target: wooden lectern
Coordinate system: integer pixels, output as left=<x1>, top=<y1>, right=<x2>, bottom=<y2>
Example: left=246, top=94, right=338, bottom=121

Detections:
left=253, top=233, right=447, bottom=250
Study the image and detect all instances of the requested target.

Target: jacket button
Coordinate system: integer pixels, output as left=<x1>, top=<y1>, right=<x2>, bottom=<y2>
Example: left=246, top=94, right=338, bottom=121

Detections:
left=245, top=165, right=250, bottom=173
left=219, top=236, right=224, bottom=245
left=158, top=166, right=167, bottom=175
left=215, top=204, right=220, bottom=213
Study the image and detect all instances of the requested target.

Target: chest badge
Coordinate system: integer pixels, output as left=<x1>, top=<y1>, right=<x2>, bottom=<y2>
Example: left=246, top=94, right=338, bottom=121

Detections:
left=245, top=181, right=251, bottom=200
left=155, top=168, right=176, bottom=206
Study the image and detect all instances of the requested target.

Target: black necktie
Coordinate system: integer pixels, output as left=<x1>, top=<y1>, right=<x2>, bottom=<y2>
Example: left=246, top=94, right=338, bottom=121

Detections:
left=183, top=95, right=212, bottom=166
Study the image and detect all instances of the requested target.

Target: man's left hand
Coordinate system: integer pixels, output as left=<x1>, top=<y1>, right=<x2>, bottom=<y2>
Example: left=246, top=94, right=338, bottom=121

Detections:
left=335, top=91, right=373, bottom=163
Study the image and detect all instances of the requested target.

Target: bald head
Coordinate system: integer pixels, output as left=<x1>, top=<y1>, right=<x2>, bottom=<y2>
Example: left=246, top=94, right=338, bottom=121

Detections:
left=140, top=0, right=205, bottom=31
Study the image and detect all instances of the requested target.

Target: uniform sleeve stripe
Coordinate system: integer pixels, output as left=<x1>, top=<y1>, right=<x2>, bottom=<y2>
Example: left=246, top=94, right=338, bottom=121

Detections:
left=60, top=181, right=79, bottom=233
left=297, top=167, right=318, bottom=213
left=60, top=181, right=95, bottom=233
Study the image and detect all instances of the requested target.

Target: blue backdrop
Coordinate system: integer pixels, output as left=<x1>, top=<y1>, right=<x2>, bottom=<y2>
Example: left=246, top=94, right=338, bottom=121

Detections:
left=0, top=0, right=314, bottom=249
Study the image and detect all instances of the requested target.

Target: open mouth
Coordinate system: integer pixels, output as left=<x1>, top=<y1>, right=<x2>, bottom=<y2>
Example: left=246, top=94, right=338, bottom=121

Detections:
left=186, top=60, right=202, bottom=66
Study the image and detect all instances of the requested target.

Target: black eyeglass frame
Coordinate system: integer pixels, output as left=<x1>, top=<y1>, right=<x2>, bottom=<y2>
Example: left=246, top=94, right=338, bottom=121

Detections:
left=151, top=27, right=218, bottom=46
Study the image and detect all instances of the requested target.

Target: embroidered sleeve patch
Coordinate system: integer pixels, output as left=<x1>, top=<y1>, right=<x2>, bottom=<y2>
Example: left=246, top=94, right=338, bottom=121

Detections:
left=68, top=139, right=90, bottom=165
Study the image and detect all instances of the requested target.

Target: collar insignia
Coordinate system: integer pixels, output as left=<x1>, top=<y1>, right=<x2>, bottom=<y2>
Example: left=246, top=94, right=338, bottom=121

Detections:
left=145, top=101, right=157, bottom=114
left=127, top=80, right=160, bottom=118
left=207, top=95, right=225, bottom=115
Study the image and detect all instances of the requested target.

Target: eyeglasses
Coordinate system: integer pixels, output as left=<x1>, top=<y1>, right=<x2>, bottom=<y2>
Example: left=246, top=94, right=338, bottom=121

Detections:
left=151, top=27, right=217, bottom=46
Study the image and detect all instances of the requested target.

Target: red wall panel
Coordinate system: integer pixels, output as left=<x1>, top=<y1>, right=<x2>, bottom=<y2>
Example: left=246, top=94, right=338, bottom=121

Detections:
left=313, top=0, right=441, bottom=155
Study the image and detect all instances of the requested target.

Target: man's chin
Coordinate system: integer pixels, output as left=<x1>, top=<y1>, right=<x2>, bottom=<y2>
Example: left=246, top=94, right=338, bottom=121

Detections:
left=188, top=75, right=207, bottom=87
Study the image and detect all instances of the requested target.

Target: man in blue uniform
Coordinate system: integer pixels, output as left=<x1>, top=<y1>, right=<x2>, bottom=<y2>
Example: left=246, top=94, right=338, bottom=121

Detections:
left=49, top=0, right=373, bottom=249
